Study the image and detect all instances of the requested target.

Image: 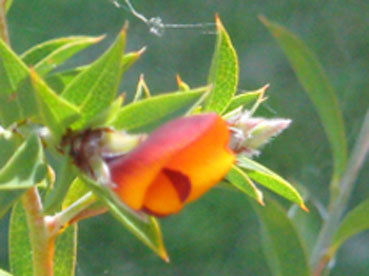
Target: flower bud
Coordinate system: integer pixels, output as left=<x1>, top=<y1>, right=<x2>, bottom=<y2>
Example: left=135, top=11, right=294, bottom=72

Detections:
left=228, top=110, right=291, bottom=157
left=106, top=113, right=235, bottom=217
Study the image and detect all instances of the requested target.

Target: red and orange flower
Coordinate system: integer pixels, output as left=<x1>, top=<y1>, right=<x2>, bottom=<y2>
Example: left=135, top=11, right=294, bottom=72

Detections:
left=106, top=113, right=235, bottom=216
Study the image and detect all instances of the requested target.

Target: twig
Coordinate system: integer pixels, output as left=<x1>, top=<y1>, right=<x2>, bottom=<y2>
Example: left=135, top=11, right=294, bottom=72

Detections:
left=310, top=108, right=369, bottom=274
left=22, top=187, right=55, bottom=276
left=47, top=192, right=98, bottom=236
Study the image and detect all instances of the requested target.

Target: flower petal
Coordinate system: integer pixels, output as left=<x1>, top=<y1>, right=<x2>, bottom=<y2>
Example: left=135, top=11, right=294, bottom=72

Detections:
left=142, top=169, right=189, bottom=216
left=108, top=113, right=235, bottom=212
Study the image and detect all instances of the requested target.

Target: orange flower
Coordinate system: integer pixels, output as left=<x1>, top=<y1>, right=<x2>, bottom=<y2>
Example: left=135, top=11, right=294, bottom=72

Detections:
left=107, top=113, right=235, bottom=216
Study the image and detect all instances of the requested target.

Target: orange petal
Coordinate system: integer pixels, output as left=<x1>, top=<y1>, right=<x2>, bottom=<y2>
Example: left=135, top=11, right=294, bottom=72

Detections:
left=142, top=169, right=191, bottom=216
left=108, top=113, right=235, bottom=212
left=165, top=115, right=235, bottom=202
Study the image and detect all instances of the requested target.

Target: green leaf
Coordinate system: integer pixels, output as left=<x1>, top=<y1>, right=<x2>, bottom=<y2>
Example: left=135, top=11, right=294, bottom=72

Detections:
left=9, top=201, right=77, bottom=276
left=238, top=156, right=307, bottom=210
left=120, top=48, right=145, bottom=75
left=46, top=49, right=142, bottom=94
left=205, top=15, right=239, bottom=114
left=225, top=165, right=264, bottom=205
left=0, top=78, right=38, bottom=127
left=260, top=16, right=347, bottom=180
left=30, top=70, right=81, bottom=139
left=252, top=197, right=310, bottom=276
left=0, top=39, right=29, bottom=94
left=110, top=87, right=208, bottom=132
left=133, top=74, right=151, bottom=102
left=0, top=39, right=38, bottom=126
left=79, top=174, right=168, bottom=261
left=5, top=0, right=13, bottom=13
left=85, top=95, right=124, bottom=128
left=21, top=36, right=103, bottom=76
left=54, top=225, right=77, bottom=276
left=0, top=135, right=46, bottom=218
left=46, top=67, right=83, bottom=93
left=9, top=201, right=33, bottom=276
left=223, top=85, right=268, bottom=115
left=61, top=29, right=126, bottom=129
left=62, top=178, right=91, bottom=209
left=0, top=38, right=80, bottom=131
left=176, top=74, right=190, bottom=91
left=330, top=198, right=369, bottom=255
left=0, top=269, right=12, bottom=276
left=0, top=130, right=22, bottom=168
left=44, top=156, right=77, bottom=213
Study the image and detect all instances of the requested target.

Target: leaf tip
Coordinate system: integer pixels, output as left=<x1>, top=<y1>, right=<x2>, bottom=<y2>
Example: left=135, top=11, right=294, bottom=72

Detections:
left=92, top=34, right=106, bottom=44
left=258, top=198, right=265, bottom=206
left=160, top=250, right=170, bottom=263
left=122, top=20, right=129, bottom=32
left=261, top=83, right=270, bottom=92
left=214, top=13, right=223, bottom=30
left=300, top=203, right=309, bottom=213
left=176, top=74, right=183, bottom=84
left=137, top=46, right=147, bottom=56
left=258, top=15, right=269, bottom=26
left=176, top=74, right=190, bottom=90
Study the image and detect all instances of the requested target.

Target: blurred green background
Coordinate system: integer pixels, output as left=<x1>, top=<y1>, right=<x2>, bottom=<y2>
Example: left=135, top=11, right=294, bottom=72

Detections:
left=1, top=0, right=369, bottom=275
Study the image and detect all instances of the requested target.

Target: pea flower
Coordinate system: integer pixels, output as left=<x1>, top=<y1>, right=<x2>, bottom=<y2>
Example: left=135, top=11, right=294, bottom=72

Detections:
left=106, top=113, right=235, bottom=217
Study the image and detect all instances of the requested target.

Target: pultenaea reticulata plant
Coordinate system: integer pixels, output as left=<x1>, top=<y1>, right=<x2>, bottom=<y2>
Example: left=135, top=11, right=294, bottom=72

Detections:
left=5, top=3, right=368, bottom=276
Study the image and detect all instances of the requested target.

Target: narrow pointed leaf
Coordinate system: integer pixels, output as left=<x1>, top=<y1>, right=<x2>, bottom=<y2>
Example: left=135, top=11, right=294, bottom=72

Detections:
left=0, top=39, right=38, bottom=126
left=86, top=95, right=124, bottom=128
left=133, top=74, right=151, bottom=102
left=110, top=87, right=208, bottom=132
left=21, top=36, right=103, bottom=75
left=9, top=202, right=33, bottom=276
left=205, top=15, right=239, bottom=113
left=0, top=39, right=28, bottom=94
left=5, top=0, right=13, bottom=13
left=120, top=49, right=145, bottom=75
left=0, top=39, right=80, bottom=130
left=238, top=156, right=306, bottom=210
left=62, top=178, right=91, bottom=209
left=176, top=74, right=190, bottom=91
left=54, top=225, right=77, bottom=276
left=0, top=135, right=46, bottom=218
left=44, top=156, right=77, bottom=213
left=251, top=197, right=310, bottom=276
left=61, top=29, right=126, bottom=128
left=223, top=85, right=267, bottom=114
left=260, top=16, right=347, bottom=180
left=331, top=198, right=369, bottom=254
left=30, top=70, right=81, bottom=138
left=226, top=165, right=264, bottom=205
left=46, top=67, right=84, bottom=93
left=0, top=78, right=38, bottom=127
left=9, top=202, right=77, bottom=276
left=0, top=130, right=22, bottom=168
left=80, top=174, right=168, bottom=261
left=46, top=49, right=142, bottom=93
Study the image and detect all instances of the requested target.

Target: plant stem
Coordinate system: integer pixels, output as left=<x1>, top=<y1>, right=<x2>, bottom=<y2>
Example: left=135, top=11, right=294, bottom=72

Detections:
left=310, top=108, right=369, bottom=275
left=0, top=0, right=10, bottom=44
left=47, top=192, right=97, bottom=236
left=22, top=187, right=55, bottom=276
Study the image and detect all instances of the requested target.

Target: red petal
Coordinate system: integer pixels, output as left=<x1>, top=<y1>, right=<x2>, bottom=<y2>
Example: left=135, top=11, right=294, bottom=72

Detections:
left=108, top=113, right=235, bottom=213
